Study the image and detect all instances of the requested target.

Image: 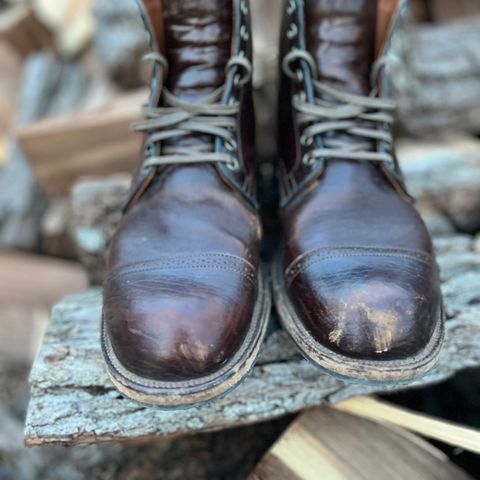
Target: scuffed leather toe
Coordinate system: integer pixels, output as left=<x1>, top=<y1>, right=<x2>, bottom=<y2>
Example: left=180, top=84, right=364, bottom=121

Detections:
left=286, top=247, right=442, bottom=361
left=103, top=254, right=257, bottom=381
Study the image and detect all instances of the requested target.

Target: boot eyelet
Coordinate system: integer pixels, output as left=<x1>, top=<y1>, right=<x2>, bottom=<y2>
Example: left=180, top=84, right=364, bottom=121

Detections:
left=287, top=0, right=296, bottom=15
left=144, top=144, right=154, bottom=157
left=300, top=134, right=313, bottom=146
left=302, top=153, right=315, bottom=166
left=240, top=0, right=248, bottom=15
left=282, top=48, right=318, bottom=81
left=226, top=157, right=240, bottom=171
left=234, top=72, right=250, bottom=87
left=282, top=49, right=305, bottom=83
left=225, top=139, right=237, bottom=152
left=286, top=24, right=298, bottom=39
left=227, top=55, right=252, bottom=87
left=240, top=25, right=250, bottom=41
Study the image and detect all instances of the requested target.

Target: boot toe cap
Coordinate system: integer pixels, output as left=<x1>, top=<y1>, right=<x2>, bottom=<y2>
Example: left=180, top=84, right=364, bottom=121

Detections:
left=103, top=255, right=257, bottom=381
left=287, top=247, right=442, bottom=361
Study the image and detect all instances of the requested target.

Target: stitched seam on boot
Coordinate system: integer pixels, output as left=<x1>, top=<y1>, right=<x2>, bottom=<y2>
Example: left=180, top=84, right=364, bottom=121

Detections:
left=286, top=248, right=434, bottom=285
left=107, top=253, right=257, bottom=285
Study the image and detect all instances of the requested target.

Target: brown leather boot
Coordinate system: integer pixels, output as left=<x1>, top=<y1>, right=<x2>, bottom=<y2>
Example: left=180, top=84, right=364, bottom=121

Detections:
left=274, top=0, right=444, bottom=383
left=102, top=0, right=270, bottom=407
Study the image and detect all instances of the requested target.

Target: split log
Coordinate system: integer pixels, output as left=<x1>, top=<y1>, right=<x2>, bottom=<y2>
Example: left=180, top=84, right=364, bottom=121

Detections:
left=0, top=252, right=87, bottom=363
left=391, top=16, right=480, bottom=136
left=0, top=251, right=88, bottom=308
left=24, top=233, right=480, bottom=446
left=334, top=396, right=480, bottom=454
left=0, top=52, right=90, bottom=249
left=32, top=0, right=94, bottom=57
left=250, top=405, right=474, bottom=480
left=17, top=53, right=90, bottom=122
left=0, top=5, right=53, bottom=58
left=16, top=90, right=145, bottom=197
left=0, top=139, right=45, bottom=249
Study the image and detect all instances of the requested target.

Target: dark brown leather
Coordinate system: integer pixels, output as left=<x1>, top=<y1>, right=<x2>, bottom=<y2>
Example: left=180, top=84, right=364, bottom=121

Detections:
left=306, top=0, right=377, bottom=96
left=103, top=0, right=262, bottom=381
left=278, top=0, right=442, bottom=361
left=164, top=0, right=232, bottom=100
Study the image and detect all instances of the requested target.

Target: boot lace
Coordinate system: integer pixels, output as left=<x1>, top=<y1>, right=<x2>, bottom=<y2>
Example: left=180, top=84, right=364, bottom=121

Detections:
left=282, top=48, right=396, bottom=166
left=132, top=52, right=252, bottom=172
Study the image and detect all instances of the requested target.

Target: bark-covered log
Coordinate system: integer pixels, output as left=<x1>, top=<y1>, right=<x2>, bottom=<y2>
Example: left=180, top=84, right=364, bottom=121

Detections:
left=24, top=233, right=480, bottom=446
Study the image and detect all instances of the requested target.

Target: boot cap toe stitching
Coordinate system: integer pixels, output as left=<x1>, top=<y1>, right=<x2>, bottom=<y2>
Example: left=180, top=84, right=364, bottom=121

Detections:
left=107, top=252, right=257, bottom=286
left=285, top=246, right=434, bottom=285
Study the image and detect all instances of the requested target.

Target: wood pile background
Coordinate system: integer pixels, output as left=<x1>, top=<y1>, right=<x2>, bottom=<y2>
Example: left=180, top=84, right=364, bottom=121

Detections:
left=0, top=0, right=480, bottom=479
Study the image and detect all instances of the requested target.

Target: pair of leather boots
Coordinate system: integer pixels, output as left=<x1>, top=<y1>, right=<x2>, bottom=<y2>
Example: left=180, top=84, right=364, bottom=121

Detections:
left=102, top=0, right=444, bottom=407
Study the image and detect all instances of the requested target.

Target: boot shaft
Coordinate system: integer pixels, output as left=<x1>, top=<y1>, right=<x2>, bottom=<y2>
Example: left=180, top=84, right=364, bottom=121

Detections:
left=140, top=0, right=234, bottom=101
left=277, top=0, right=408, bottom=207
left=126, top=0, right=258, bottom=211
left=303, top=0, right=378, bottom=96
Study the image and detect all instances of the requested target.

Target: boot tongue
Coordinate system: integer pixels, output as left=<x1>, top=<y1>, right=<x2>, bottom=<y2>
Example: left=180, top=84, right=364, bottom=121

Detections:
left=163, top=0, right=233, bottom=101
left=304, top=0, right=378, bottom=96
